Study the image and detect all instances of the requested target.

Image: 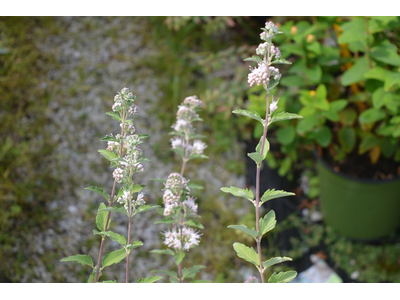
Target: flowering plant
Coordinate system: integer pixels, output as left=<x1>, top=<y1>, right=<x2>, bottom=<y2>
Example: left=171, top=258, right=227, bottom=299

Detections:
left=61, top=87, right=161, bottom=283
left=151, top=96, right=208, bottom=283
left=221, top=21, right=302, bottom=283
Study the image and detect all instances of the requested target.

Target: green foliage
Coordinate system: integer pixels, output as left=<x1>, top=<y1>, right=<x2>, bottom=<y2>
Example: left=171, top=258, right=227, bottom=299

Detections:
left=85, top=186, right=110, bottom=202
left=232, top=243, right=259, bottom=268
left=102, top=249, right=127, bottom=269
left=247, top=16, right=400, bottom=176
left=259, top=210, right=277, bottom=237
left=268, top=271, right=297, bottom=283
left=137, top=276, right=163, bottom=283
left=260, top=189, right=296, bottom=205
left=220, top=186, right=254, bottom=204
left=60, top=255, right=94, bottom=268
left=228, top=225, right=258, bottom=240
left=96, top=203, right=111, bottom=231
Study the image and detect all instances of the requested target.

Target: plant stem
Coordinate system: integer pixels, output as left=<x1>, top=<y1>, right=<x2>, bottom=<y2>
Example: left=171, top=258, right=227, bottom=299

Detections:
left=177, top=135, right=190, bottom=283
left=126, top=188, right=133, bottom=283
left=94, top=125, right=125, bottom=283
left=255, top=47, right=271, bottom=283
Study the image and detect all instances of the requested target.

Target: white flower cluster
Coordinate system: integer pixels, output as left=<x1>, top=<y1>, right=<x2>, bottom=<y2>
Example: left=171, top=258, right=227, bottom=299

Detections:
left=182, top=196, right=198, bottom=215
left=269, top=98, right=279, bottom=114
left=248, top=64, right=281, bottom=87
left=117, top=190, right=146, bottom=211
left=271, top=45, right=281, bottom=59
left=113, top=167, right=124, bottom=183
left=112, top=87, right=136, bottom=112
left=163, top=226, right=201, bottom=251
left=163, top=173, right=190, bottom=216
left=260, top=21, right=279, bottom=42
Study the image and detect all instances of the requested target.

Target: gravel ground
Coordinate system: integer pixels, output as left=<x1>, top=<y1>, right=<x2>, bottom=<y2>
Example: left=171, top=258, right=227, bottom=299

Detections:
left=22, top=16, right=246, bottom=283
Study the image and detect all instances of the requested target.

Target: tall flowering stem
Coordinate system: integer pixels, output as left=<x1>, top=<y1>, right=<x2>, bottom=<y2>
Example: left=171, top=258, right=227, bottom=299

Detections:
left=221, top=21, right=302, bottom=283
left=61, top=87, right=161, bottom=284
left=151, top=96, right=208, bottom=283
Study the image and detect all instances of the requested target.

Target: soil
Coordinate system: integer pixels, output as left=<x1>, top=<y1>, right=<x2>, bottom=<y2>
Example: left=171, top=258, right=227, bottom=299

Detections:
left=320, top=147, right=400, bottom=180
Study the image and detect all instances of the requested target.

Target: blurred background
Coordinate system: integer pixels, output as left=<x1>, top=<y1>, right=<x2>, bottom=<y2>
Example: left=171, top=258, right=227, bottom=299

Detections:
left=1, top=16, right=400, bottom=283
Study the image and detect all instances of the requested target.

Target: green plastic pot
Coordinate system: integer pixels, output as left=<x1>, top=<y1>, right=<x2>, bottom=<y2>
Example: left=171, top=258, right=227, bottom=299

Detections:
left=317, top=157, right=400, bottom=240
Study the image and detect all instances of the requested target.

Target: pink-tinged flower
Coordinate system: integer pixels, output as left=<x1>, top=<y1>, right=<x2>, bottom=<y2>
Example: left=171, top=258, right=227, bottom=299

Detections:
left=172, top=119, right=188, bottom=131
left=191, top=140, right=207, bottom=154
left=163, top=226, right=201, bottom=251
left=269, top=98, right=279, bottom=113
left=183, top=196, right=198, bottom=215
left=170, top=137, right=184, bottom=149
left=113, top=168, right=124, bottom=183
left=136, top=192, right=145, bottom=205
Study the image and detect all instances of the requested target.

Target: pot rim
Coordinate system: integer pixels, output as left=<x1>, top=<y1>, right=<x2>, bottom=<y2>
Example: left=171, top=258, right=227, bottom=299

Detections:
left=314, top=149, right=400, bottom=184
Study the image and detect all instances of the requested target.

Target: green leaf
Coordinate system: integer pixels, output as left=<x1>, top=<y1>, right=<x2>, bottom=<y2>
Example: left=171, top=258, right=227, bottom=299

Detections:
left=268, top=271, right=297, bottom=283
left=259, top=210, right=277, bottom=237
left=190, top=280, right=210, bottom=283
left=372, top=87, right=387, bottom=109
left=130, top=184, right=145, bottom=194
left=93, top=230, right=126, bottom=246
left=126, top=241, right=143, bottom=251
left=278, top=156, right=292, bottom=177
left=150, top=249, right=175, bottom=256
left=314, top=126, right=332, bottom=147
left=364, top=66, right=391, bottom=82
left=248, top=152, right=263, bottom=164
left=135, top=204, right=160, bottom=215
left=101, top=135, right=118, bottom=142
left=99, top=206, right=128, bottom=216
left=154, top=217, right=175, bottom=225
left=269, top=111, right=303, bottom=125
left=174, top=252, right=185, bottom=266
left=102, top=248, right=127, bottom=269
left=102, top=280, right=117, bottom=283
left=359, top=135, right=379, bottom=154
left=256, top=137, right=269, bottom=160
left=341, top=57, right=369, bottom=86
left=98, top=149, right=118, bottom=161
left=232, top=243, right=259, bottom=267
left=338, top=18, right=368, bottom=44
left=370, top=44, right=400, bottom=67
left=280, top=75, right=306, bottom=87
left=228, top=225, right=258, bottom=240
left=184, top=219, right=204, bottom=229
left=260, top=189, right=295, bottom=204
left=262, top=257, right=293, bottom=271
left=232, top=109, right=264, bottom=125
left=182, top=265, right=206, bottom=280
left=359, top=108, right=386, bottom=124
left=338, top=127, right=356, bottom=153
left=277, top=126, right=295, bottom=145
left=96, top=203, right=111, bottom=231
left=60, top=255, right=94, bottom=268
left=172, top=148, right=185, bottom=158
left=339, top=108, right=358, bottom=126
left=85, top=186, right=110, bottom=202
left=384, top=72, right=400, bottom=91
left=151, top=270, right=178, bottom=280
left=137, top=276, right=163, bottom=283
left=87, top=269, right=96, bottom=283
left=187, top=154, right=209, bottom=161
left=138, top=134, right=150, bottom=139
left=220, top=186, right=254, bottom=203
left=106, top=112, right=121, bottom=121
left=244, top=55, right=263, bottom=64
left=271, top=58, right=292, bottom=65
left=381, top=137, right=397, bottom=158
